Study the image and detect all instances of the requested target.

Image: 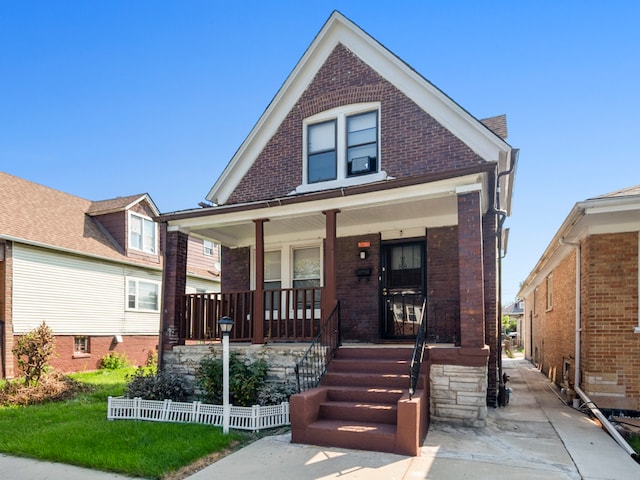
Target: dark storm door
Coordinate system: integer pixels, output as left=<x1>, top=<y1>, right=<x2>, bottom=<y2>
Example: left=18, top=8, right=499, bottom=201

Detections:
left=381, top=241, right=425, bottom=339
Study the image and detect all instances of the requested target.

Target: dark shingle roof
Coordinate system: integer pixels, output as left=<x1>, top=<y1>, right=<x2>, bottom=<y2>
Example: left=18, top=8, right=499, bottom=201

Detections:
left=480, top=114, right=508, bottom=140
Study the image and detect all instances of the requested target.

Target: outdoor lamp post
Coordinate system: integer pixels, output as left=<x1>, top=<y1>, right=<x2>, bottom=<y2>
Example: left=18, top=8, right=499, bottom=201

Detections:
left=218, top=316, right=234, bottom=434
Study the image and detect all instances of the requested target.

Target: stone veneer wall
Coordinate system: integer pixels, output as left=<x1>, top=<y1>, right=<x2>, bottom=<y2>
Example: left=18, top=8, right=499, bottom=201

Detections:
left=163, top=344, right=308, bottom=388
left=429, top=364, right=488, bottom=427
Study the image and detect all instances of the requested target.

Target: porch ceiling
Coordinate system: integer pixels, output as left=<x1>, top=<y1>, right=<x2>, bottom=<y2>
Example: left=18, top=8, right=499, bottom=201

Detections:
left=169, top=173, right=488, bottom=248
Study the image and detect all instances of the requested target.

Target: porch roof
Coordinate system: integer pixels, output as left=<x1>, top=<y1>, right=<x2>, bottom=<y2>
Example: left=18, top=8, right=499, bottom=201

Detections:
left=160, top=166, right=494, bottom=248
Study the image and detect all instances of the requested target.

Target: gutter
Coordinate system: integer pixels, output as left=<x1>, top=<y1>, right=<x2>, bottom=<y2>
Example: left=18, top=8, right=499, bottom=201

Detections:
left=559, top=237, right=639, bottom=463
left=491, top=148, right=518, bottom=407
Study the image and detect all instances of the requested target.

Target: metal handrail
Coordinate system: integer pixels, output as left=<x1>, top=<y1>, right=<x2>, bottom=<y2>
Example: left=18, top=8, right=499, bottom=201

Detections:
left=294, top=302, right=340, bottom=393
left=409, top=298, right=428, bottom=400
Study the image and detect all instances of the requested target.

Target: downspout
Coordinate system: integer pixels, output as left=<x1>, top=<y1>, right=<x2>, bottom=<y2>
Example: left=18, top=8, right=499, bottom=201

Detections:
left=559, top=237, right=639, bottom=462
left=492, top=148, right=518, bottom=407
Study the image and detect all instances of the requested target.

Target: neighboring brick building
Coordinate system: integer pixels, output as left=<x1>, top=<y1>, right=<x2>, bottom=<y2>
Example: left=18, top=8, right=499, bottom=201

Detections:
left=159, top=11, right=517, bottom=451
left=518, top=185, right=640, bottom=412
left=0, top=172, right=220, bottom=377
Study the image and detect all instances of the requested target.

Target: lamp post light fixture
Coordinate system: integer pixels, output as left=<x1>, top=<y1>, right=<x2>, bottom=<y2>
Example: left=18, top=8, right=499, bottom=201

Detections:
left=218, top=316, right=234, bottom=434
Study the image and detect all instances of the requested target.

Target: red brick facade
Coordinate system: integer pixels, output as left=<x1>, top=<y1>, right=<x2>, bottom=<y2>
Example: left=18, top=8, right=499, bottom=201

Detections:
left=227, top=44, right=484, bottom=205
left=13, top=335, right=158, bottom=374
left=525, top=232, right=640, bottom=410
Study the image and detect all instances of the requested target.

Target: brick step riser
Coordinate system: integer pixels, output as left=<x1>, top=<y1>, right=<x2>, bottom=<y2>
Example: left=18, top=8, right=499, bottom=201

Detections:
left=326, top=388, right=403, bottom=404
left=305, top=422, right=397, bottom=454
left=319, top=402, right=397, bottom=424
left=321, top=372, right=409, bottom=389
left=329, top=359, right=410, bottom=374
left=334, top=348, right=413, bottom=361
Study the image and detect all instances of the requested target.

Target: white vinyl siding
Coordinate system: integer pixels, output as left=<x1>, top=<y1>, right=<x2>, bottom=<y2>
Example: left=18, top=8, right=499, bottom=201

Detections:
left=12, top=244, right=161, bottom=335
left=185, top=276, right=221, bottom=294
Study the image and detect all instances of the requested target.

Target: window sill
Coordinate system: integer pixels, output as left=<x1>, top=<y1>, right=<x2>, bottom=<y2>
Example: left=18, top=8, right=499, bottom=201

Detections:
left=72, top=353, right=91, bottom=359
left=290, top=171, right=390, bottom=195
left=634, top=326, right=640, bottom=334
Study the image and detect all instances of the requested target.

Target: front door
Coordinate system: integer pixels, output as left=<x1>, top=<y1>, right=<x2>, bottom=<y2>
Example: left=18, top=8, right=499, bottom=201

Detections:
left=381, top=241, right=425, bottom=339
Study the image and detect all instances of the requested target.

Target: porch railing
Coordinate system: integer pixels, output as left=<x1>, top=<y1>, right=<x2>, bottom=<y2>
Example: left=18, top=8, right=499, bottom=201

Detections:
left=294, top=302, right=340, bottom=393
left=264, top=287, right=322, bottom=342
left=409, top=298, right=428, bottom=400
left=181, top=287, right=323, bottom=343
left=181, top=291, right=253, bottom=342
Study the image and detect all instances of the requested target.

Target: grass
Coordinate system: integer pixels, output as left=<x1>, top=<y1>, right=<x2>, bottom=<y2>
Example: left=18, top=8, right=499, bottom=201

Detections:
left=0, top=368, right=249, bottom=479
left=628, top=436, right=640, bottom=456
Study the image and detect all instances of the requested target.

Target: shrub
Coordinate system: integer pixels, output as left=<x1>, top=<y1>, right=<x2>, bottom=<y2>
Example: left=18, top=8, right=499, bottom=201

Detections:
left=145, top=349, right=158, bottom=373
left=195, top=352, right=268, bottom=407
left=13, top=321, right=55, bottom=386
left=257, top=382, right=297, bottom=406
left=0, top=371, right=89, bottom=406
left=125, top=368, right=193, bottom=402
left=99, top=352, right=130, bottom=370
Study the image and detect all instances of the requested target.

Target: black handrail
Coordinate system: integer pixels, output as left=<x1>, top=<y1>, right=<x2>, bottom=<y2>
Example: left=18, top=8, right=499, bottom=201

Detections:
left=409, top=298, right=428, bottom=400
left=294, top=302, right=340, bottom=393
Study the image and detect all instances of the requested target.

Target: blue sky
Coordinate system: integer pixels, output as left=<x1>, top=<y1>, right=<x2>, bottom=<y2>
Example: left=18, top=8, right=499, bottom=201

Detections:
left=2, top=1, right=638, bottom=303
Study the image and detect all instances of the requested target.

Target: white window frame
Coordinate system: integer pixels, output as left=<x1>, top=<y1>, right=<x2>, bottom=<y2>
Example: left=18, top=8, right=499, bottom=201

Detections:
left=295, top=102, right=386, bottom=194
left=254, top=244, right=323, bottom=321
left=126, top=276, right=161, bottom=312
left=128, top=212, right=158, bottom=254
left=203, top=239, right=215, bottom=256
left=545, top=273, right=553, bottom=311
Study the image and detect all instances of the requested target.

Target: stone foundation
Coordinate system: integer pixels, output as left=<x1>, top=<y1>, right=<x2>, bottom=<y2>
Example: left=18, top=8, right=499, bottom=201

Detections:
left=430, top=363, right=488, bottom=427
left=162, top=343, right=309, bottom=388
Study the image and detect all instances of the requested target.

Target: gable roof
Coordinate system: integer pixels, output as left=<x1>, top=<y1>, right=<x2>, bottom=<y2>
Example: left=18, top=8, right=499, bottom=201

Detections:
left=518, top=184, right=640, bottom=299
left=206, top=11, right=514, bottom=209
left=87, top=194, right=159, bottom=216
left=0, top=171, right=157, bottom=266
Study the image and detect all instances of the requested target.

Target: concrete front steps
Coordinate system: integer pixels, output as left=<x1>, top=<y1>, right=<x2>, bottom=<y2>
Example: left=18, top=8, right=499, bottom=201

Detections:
left=290, top=346, right=429, bottom=456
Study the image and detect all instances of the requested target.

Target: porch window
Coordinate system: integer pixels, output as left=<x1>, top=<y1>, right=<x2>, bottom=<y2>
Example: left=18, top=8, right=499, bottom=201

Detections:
left=293, top=247, right=321, bottom=289
left=293, top=247, right=321, bottom=310
left=129, top=212, right=157, bottom=254
left=126, top=277, right=160, bottom=312
left=264, top=250, right=282, bottom=310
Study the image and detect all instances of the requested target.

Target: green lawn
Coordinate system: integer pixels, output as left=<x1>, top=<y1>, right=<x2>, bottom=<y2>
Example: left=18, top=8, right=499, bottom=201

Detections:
left=0, top=369, right=247, bottom=479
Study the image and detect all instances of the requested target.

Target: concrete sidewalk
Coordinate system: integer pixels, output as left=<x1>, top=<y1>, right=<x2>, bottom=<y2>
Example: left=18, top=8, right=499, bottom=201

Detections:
left=1, top=355, right=638, bottom=479
left=186, top=355, right=640, bottom=480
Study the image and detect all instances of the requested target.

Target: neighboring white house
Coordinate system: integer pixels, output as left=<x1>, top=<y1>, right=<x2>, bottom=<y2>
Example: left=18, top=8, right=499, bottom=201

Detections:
left=0, top=171, right=219, bottom=377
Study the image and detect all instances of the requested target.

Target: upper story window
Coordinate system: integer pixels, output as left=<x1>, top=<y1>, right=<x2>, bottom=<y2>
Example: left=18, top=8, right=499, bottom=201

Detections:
left=203, top=239, right=215, bottom=256
left=129, top=212, right=157, bottom=254
left=546, top=274, right=553, bottom=310
left=299, top=103, right=384, bottom=192
left=346, top=111, right=377, bottom=177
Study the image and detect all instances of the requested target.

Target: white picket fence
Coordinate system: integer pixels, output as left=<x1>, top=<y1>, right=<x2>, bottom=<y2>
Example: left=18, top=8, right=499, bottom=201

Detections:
left=107, top=396, right=290, bottom=432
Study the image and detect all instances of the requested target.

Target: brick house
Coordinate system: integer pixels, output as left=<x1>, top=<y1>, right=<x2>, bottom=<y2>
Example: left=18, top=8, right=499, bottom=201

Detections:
left=0, top=172, right=219, bottom=377
left=518, top=185, right=640, bottom=412
left=159, top=11, right=517, bottom=454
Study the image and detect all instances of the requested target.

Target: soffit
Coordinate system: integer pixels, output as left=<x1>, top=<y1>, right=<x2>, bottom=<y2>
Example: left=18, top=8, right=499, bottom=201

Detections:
left=173, top=173, right=487, bottom=248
